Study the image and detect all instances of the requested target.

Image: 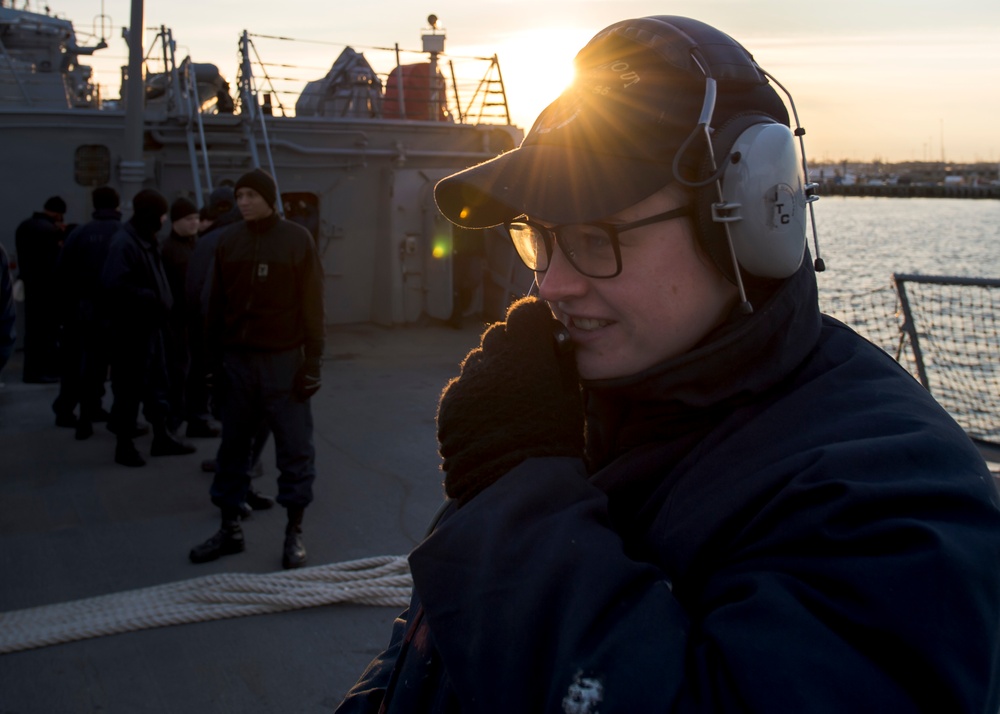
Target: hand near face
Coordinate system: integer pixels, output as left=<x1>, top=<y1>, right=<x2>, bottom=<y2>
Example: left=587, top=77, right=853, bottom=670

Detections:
left=437, top=297, right=585, bottom=505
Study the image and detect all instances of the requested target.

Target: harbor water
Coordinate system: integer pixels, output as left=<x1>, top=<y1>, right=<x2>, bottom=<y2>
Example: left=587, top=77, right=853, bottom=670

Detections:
left=812, top=196, right=1000, bottom=302
left=812, top=196, right=999, bottom=448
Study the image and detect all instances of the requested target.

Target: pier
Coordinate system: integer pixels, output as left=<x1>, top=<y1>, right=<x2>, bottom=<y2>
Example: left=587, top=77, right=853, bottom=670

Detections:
left=820, top=184, right=1000, bottom=199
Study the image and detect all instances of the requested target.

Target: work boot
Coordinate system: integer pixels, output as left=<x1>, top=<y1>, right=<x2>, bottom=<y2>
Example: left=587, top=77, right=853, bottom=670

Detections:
left=114, top=438, right=146, bottom=467
left=189, top=511, right=245, bottom=563
left=246, top=489, right=275, bottom=511
left=282, top=506, right=307, bottom=569
left=150, top=425, right=197, bottom=456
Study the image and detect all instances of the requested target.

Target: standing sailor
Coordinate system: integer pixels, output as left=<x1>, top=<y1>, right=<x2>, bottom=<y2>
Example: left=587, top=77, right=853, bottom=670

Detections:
left=102, top=189, right=195, bottom=466
left=191, top=169, right=324, bottom=570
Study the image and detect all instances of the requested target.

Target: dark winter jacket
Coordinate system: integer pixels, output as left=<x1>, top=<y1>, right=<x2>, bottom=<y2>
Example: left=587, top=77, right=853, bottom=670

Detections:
left=338, top=262, right=1000, bottom=713
left=206, top=212, right=324, bottom=359
left=160, top=229, right=196, bottom=323
left=101, top=220, right=172, bottom=332
left=185, top=207, right=241, bottom=315
left=56, top=208, right=121, bottom=323
left=14, top=212, right=63, bottom=286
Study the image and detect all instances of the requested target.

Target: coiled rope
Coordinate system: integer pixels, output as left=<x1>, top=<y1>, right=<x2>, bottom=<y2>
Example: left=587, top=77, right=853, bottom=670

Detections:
left=0, top=555, right=411, bottom=655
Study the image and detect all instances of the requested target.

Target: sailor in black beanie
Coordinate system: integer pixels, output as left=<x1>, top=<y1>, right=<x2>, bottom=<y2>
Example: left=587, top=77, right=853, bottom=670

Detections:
left=191, top=167, right=325, bottom=570
left=14, top=195, right=68, bottom=383
left=162, top=196, right=211, bottom=437
left=102, top=189, right=196, bottom=466
left=52, top=185, right=123, bottom=439
left=233, top=168, right=277, bottom=209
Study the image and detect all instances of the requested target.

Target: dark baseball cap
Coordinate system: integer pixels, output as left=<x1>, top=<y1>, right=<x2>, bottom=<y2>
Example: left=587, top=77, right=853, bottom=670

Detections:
left=434, top=16, right=788, bottom=229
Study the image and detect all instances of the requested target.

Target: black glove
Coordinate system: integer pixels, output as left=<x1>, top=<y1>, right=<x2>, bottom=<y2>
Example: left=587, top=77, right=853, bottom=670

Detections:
left=436, top=297, right=584, bottom=506
left=295, top=356, right=323, bottom=401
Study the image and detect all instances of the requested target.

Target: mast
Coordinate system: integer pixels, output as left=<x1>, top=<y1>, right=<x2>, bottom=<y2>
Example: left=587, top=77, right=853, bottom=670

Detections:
left=120, top=0, right=146, bottom=211
left=422, top=14, right=444, bottom=121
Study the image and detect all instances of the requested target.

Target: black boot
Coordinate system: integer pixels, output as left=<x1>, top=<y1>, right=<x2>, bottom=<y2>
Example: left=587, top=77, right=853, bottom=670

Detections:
left=115, top=437, right=146, bottom=467
left=151, top=424, right=197, bottom=456
left=282, top=506, right=307, bottom=570
left=189, top=510, right=245, bottom=563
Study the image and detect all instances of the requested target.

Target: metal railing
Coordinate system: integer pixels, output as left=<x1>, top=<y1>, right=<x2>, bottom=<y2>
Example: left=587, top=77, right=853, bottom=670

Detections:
left=823, top=274, right=1000, bottom=458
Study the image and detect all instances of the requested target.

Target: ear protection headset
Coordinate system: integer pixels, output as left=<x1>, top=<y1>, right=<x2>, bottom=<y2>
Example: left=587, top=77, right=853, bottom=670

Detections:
left=599, top=16, right=824, bottom=312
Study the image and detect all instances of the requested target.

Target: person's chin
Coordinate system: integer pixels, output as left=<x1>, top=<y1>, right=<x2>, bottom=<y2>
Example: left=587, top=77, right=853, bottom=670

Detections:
left=574, top=347, right=620, bottom=381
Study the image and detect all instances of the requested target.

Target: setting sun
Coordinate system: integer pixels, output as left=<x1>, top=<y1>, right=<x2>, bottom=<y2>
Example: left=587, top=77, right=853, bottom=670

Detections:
left=456, top=26, right=594, bottom=132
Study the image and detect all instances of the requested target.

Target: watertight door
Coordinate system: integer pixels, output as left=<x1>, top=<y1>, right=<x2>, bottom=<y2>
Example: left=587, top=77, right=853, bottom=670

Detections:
left=384, top=168, right=453, bottom=324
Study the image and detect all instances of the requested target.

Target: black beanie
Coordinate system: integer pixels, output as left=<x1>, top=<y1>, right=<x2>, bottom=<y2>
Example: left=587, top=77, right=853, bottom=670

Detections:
left=92, top=186, right=120, bottom=211
left=234, top=168, right=277, bottom=208
left=130, top=189, right=168, bottom=235
left=207, top=186, right=235, bottom=218
left=44, top=196, right=67, bottom=214
left=170, top=197, right=199, bottom=222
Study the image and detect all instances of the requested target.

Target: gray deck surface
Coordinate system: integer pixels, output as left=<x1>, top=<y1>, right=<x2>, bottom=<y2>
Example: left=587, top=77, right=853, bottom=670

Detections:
left=0, top=322, right=481, bottom=713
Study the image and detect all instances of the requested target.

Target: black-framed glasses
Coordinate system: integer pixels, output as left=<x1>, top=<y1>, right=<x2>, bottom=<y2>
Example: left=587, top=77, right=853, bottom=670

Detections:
left=505, top=205, right=693, bottom=279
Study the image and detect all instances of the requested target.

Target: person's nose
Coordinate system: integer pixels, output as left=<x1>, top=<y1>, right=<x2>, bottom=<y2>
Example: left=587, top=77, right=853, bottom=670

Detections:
left=536, top=241, right=589, bottom=303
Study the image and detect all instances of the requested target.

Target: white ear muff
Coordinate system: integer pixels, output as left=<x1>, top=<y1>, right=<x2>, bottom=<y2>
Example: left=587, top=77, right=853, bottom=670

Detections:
left=719, top=122, right=806, bottom=279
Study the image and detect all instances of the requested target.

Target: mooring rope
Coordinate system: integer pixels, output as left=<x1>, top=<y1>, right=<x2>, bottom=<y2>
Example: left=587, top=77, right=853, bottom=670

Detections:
left=0, top=555, right=411, bottom=655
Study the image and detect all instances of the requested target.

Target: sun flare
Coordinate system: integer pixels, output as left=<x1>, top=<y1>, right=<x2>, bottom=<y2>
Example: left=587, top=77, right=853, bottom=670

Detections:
left=469, top=26, right=595, bottom=131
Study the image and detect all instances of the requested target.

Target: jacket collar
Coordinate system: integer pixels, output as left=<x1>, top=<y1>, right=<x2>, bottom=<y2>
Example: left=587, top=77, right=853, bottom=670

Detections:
left=245, top=211, right=280, bottom=234
left=583, top=262, right=823, bottom=466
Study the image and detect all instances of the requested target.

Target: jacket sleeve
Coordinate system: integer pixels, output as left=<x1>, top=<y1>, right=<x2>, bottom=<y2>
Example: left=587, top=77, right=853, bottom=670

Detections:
left=409, top=458, right=689, bottom=713
left=334, top=606, right=415, bottom=714
left=299, top=236, right=324, bottom=360
left=101, top=234, right=160, bottom=320
left=204, top=248, right=225, bottom=365
left=408, top=444, right=1000, bottom=713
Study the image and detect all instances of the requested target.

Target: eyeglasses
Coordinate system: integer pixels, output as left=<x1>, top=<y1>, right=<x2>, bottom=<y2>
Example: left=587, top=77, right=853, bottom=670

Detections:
left=505, top=205, right=693, bottom=279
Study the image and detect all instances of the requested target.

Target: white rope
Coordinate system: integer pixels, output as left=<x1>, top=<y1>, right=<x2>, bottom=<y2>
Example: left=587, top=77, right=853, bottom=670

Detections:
left=0, top=555, right=411, bottom=655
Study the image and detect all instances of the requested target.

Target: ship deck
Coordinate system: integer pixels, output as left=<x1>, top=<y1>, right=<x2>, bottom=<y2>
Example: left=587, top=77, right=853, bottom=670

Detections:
left=1, top=319, right=996, bottom=713
left=0, top=321, right=481, bottom=713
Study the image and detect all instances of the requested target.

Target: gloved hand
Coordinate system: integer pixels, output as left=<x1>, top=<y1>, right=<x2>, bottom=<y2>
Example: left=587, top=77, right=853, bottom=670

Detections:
left=437, top=297, right=584, bottom=506
left=295, top=356, right=323, bottom=401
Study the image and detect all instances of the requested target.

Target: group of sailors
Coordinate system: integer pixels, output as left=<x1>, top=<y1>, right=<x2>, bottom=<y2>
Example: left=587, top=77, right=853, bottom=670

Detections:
left=9, top=185, right=237, bottom=463
left=6, top=170, right=325, bottom=570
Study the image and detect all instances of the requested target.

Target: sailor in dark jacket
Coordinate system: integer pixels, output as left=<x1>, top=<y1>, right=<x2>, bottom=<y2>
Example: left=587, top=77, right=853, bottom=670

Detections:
left=184, top=187, right=241, bottom=428
left=51, top=186, right=122, bottom=439
left=102, top=189, right=195, bottom=467
left=337, top=16, right=1000, bottom=714
left=161, top=196, right=216, bottom=437
left=14, top=195, right=67, bottom=384
left=190, top=169, right=324, bottom=570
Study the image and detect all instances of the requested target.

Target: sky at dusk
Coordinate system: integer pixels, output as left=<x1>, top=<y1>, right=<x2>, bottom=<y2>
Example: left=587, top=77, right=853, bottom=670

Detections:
left=28, top=0, right=1000, bottom=163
